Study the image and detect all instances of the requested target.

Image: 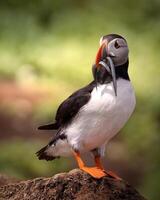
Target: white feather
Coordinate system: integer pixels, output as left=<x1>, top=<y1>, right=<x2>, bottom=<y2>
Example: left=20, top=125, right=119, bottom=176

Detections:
left=48, top=78, right=136, bottom=157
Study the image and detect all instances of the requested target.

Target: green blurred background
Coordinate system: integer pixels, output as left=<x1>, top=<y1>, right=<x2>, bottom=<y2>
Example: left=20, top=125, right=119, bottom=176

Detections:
left=0, top=0, right=159, bottom=199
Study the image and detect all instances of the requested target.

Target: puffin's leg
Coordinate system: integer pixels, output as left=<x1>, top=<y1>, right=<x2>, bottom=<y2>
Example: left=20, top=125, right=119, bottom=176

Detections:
left=91, top=148, right=105, bottom=170
left=92, top=148, right=121, bottom=180
left=73, top=150, right=106, bottom=179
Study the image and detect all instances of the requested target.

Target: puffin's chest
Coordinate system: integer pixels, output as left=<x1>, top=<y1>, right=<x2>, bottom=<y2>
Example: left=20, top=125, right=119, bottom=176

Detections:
left=66, top=79, right=135, bottom=151
left=83, top=79, right=136, bottom=120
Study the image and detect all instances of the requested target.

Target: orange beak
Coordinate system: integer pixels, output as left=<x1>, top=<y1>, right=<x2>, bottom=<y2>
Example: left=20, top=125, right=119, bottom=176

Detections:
left=95, top=41, right=108, bottom=67
left=95, top=43, right=105, bottom=67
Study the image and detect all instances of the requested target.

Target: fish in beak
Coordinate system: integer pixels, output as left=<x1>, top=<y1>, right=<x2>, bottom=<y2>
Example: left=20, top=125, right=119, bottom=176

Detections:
left=94, top=42, right=117, bottom=96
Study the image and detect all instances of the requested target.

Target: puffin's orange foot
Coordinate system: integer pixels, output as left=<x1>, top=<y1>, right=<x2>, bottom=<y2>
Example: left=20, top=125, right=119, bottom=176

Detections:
left=81, top=166, right=106, bottom=179
left=106, top=170, right=122, bottom=180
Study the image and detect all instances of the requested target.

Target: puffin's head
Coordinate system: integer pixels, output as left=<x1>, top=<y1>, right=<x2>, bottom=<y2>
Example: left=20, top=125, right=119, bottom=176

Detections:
left=94, top=34, right=129, bottom=96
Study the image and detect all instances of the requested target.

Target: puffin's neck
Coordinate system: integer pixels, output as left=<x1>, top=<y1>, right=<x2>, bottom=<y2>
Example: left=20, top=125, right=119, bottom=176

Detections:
left=92, top=60, right=130, bottom=84
left=115, top=60, right=130, bottom=81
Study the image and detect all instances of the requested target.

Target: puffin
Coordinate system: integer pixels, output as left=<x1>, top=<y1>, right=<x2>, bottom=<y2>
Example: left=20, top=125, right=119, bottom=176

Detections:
left=36, top=34, right=136, bottom=179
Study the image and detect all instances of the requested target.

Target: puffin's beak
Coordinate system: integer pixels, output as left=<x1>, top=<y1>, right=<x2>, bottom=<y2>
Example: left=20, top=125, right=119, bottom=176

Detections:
left=95, top=43, right=106, bottom=66
left=95, top=42, right=117, bottom=96
left=94, top=43, right=106, bottom=88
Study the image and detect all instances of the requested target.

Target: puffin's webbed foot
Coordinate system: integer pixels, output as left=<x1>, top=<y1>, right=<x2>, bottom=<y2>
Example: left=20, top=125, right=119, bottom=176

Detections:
left=81, top=166, right=106, bottom=179
left=73, top=150, right=121, bottom=180
left=73, top=150, right=106, bottom=179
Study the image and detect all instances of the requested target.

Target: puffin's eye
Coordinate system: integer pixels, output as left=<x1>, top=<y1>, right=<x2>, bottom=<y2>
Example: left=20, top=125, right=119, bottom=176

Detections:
left=114, top=40, right=120, bottom=49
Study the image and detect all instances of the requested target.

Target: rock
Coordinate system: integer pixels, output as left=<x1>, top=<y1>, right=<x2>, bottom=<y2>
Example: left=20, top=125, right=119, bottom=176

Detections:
left=0, top=174, right=19, bottom=187
left=0, top=169, right=147, bottom=200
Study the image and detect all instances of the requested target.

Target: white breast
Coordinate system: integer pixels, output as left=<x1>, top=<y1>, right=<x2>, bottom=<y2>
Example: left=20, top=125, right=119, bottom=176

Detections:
left=66, top=79, right=136, bottom=152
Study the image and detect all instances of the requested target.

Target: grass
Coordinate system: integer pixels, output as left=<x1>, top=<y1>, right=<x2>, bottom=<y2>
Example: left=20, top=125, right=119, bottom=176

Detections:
left=0, top=139, right=71, bottom=179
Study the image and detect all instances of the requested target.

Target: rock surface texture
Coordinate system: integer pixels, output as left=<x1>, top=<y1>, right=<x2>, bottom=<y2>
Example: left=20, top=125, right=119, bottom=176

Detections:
left=0, top=169, right=147, bottom=200
left=0, top=174, right=19, bottom=188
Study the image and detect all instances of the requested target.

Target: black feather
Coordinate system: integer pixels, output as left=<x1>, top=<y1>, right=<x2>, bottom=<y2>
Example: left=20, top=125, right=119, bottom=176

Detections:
left=54, top=81, right=95, bottom=127
left=36, top=145, right=59, bottom=161
left=38, top=123, right=59, bottom=130
left=38, top=81, right=95, bottom=133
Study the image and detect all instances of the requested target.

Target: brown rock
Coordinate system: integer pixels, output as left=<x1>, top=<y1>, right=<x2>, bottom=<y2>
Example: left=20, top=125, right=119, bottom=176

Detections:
left=0, top=169, right=147, bottom=200
left=0, top=174, right=19, bottom=187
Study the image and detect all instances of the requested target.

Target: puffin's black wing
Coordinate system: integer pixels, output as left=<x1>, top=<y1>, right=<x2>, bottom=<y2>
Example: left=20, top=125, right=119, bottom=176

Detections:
left=38, top=81, right=95, bottom=130
left=38, top=123, right=59, bottom=130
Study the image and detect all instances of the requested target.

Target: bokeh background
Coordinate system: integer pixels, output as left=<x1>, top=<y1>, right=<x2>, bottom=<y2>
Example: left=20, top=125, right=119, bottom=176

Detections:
left=0, top=0, right=159, bottom=199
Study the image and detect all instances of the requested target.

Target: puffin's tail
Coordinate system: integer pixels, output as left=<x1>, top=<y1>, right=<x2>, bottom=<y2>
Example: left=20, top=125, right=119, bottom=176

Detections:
left=36, top=133, right=70, bottom=161
left=36, top=145, right=59, bottom=161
